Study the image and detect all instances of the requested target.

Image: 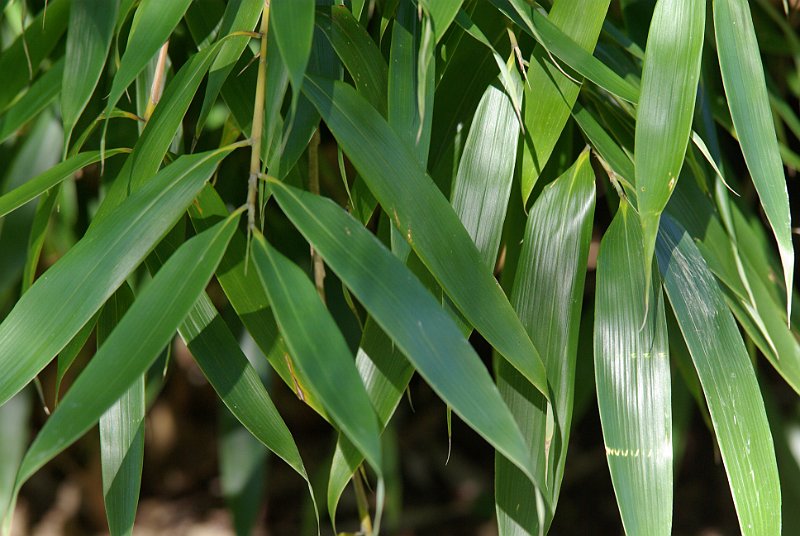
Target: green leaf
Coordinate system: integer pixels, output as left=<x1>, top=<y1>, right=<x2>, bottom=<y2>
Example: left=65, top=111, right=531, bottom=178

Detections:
left=0, top=0, right=69, bottom=112
left=0, top=391, right=30, bottom=524
left=0, top=148, right=233, bottom=407
left=0, top=59, right=64, bottom=144
left=594, top=201, right=672, bottom=536
left=714, top=0, right=794, bottom=319
left=0, top=150, right=128, bottom=219
left=316, top=6, right=388, bottom=116
left=8, top=218, right=237, bottom=522
left=418, top=0, right=463, bottom=42
left=252, top=233, right=382, bottom=476
left=656, top=215, right=780, bottom=536
left=93, top=42, right=226, bottom=225
left=105, top=0, right=194, bottom=116
left=520, top=0, right=609, bottom=204
left=98, top=285, right=144, bottom=536
left=301, top=75, right=549, bottom=400
left=450, top=79, right=520, bottom=269
left=187, top=186, right=327, bottom=419
left=62, top=0, right=119, bottom=148
left=146, top=214, right=315, bottom=508
left=635, top=0, right=705, bottom=298
left=272, top=0, right=315, bottom=99
left=388, top=0, right=433, bottom=167
left=489, top=0, right=640, bottom=104
left=266, top=180, right=544, bottom=506
left=195, top=0, right=264, bottom=137
left=496, top=152, right=596, bottom=535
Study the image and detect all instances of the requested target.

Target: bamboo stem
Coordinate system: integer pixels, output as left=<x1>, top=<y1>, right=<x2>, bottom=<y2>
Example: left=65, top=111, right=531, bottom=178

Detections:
left=248, top=2, right=270, bottom=234
left=352, top=468, right=374, bottom=536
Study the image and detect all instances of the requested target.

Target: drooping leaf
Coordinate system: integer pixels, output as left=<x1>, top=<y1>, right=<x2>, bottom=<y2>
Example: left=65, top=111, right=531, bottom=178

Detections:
left=104, top=0, right=194, bottom=117
left=98, top=285, right=144, bottom=536
left=635, top=0, right=705, bottom=298
left=450, top=78, right=520, bottom=269
left=301, top=75, right=549, bottom=400
left=520, top=0, right=610, bottom=204
left=272, top=0, right=315, bottom=100
left=489, top=0, right=640, bottom=104
left=496, top=152, right=596, bottom=535
left=0, top=150, right=128, bottom=219
left=62, top=0, right=119, bottom=148
left=656, top=215, right=780, bottom=536
left=7, top=218, right=237, bottom=528
left=92, top=42, right=227, bottom=225
left=0, top=148, right=234, bottom=407
left=714, top=0, right=794, bottom=318
left=251, top=234, right=383, bottom=475
left=266, top=180, right=544, bottom=508
left=594, top=201, right=672, bottom=536
left=0, top=0, right=70, bottom=112
left=0, top=59, right=64, bottom=144
left=146, top=214, right=315, bottom=508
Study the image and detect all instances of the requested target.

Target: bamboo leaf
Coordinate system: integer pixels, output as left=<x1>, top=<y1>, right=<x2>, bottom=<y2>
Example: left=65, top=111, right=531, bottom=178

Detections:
left=656, top=215, right=780, bottom=535
left=0, top=148, right=234, bottom=407
left=714, top=0, right=794, bottom=319
left=489, top=0, right=640, bottom=104
left=272, top=0, right=315, bottom=100
left=0, top=150, right=128, bottom=219
left=316, top=6, right=388, bottom=116
left=7, top=218, right=238, bottom=526
left=251, top=234, right=383, bottom=475
left=266, top=180, right=544, bottom=507
left=450, top=78, right=520, bottom=269
left=635, top=0, right=705, bottom=298
left=418, top=0, right=463, bottom=42
left=301, top=75, right=549, bottom=400
left=0, top=59, right=64, bottom=144
left=0, top=0, right=69, bottom=112
left=496, top=152, right=596, bottom=535
left=594, top=201, right=672, bottom=536
left=98, top=285, right=144, bottom=536
left=145, top=217, right=316, bottom=510
left=62, top=0, right=119, bottom=147
left=195, top=0, right=264, bottom=137
left=93, top=42, right=226, bottom=225
left=520, top=0, right=609, bottom=204
left=105, top=0, right=194, bottom=116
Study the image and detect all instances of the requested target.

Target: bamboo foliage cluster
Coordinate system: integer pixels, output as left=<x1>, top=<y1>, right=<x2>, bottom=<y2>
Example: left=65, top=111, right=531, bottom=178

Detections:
left=0, top=0, right=797, bottom=534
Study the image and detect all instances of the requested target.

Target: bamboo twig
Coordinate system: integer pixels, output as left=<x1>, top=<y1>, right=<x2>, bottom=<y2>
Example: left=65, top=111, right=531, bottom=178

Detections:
left=308, top=128, right=326, bottom=303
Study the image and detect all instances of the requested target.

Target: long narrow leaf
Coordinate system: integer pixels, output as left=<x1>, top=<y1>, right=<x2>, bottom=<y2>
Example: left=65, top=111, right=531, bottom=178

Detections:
left=266, top=180, right=544, bottom=507
left=635, top=0, right=705, bottom=297
left=594, top=201, right=672, bottom=536
left=62, top=0, right=119, bottom=147
left=0, top=148, right=234, bottom=407
left=496, top=152, right=596, bottom=535
left=520, top=0, right=609, bottom=204
left=714, top=0, right=794, bottom=318
left=252, top=235, right=383, bottom=475
left=104, top=0, right=194, bottom=116
left=656, top=215, right=780, bottom=535
left=301, top=75, right=549, bottom=400
left=98, top=285, right=144, bottom=536
left=6, top=218, right=237, bottom=526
